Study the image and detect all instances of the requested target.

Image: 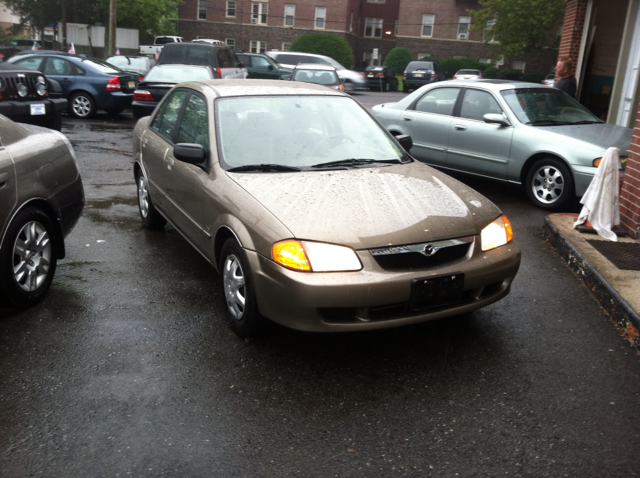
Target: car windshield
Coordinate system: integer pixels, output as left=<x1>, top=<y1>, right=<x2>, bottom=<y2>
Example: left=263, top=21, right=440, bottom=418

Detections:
left=216, top=95, right=406, bottom=170
left=458, top=70, right=480, bottom=75
left=145, top=65, right=212, bottom=82
left=501, top=88, right=601, bottom=125
left=107, top=56, right=147, bottom=69
left=292, top=69, right=338, bottom=85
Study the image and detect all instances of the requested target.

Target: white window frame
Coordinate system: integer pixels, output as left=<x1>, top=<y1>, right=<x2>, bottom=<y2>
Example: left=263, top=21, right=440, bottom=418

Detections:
left=250, top=40, right=266, bottom=53
left=458, top=16, right=470, bottom=40
left=198, top=0, right=207, bottom=20
left=421, top=14, right=434, bottom=38
left=226, top=1, right=236, bottom=18
left=365, top=18, right=383, bottom=38
left=418, top=53, right=430, bottom=60
left=252, top=2, right=268, bottom=25
left=315, top=7, right=326, bottom=29
left=226, top=38, right=235, bottom=48
left=512, top=61, right=526, bottom=72
left=484, top=19, right=496, bottom=42
left=284, top=4, right=295, bottom=27
left=282, top=42, right=292, bottom=51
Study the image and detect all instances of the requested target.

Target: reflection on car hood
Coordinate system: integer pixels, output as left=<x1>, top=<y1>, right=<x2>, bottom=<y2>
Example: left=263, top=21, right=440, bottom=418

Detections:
left=540, top=123, right=632, bottom=155
left=228, top=162, right=501, bottom=249
left=337, top=69, right=366, bottom=83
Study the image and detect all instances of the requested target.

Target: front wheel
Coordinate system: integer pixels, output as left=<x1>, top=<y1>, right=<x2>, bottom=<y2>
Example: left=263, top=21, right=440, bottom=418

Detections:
left=136, top=171, right=166, bottom=229
left=70, top=92, right=96, bottom=119
left=219, top=238, right=266, bottom=337
left=525, top=158, right=574, bottom=211
left=0, top=207, right=58, bottom=308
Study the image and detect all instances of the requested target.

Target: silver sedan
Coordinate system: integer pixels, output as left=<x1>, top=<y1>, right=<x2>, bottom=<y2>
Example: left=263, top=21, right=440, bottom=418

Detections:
left=372, top=80, right=632, bottom=210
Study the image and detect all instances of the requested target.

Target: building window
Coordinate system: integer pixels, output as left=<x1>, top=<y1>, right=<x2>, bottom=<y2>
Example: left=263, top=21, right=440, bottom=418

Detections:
left=458, top=16, right=470, bottom=40
left=365, top=18, right=383, bottom=38
left=367, top=0, right=385, bottom=3
left=363, top=52, right=380, bottom=66
left=252, top=2, right=268, bottom=25
left=284, top=4, right=295, bottom=26
left=226, top=38, right=235, bottom=48
left=315, top=7, right=326, bottom=29
left=422, top=14, right=434, bottom=38
left=479, top=58, right=493, bottom=64
left=198, top=0, right=206, bottom=20
left=512, top=61, right=525, bottom=72
left=418, top=53, right=430, bottom=60
left=251, top=40, right=266, bottom=53
left=282, top=42, right=291, bottom=51
left=226, top=1, right=236, bottom=18
left=484, top=19, right=496, bottom=42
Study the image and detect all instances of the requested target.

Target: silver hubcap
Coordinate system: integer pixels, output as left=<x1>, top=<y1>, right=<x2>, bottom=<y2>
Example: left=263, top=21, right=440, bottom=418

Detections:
left=138, top=175, right=149, bottom=218
left=13, top=220, right=52, bottom=292
left=222, top=253, right=246, bottom=320
left=73, top=96, right=91, bottom=117
left=531, top=165, right=565, bottom=204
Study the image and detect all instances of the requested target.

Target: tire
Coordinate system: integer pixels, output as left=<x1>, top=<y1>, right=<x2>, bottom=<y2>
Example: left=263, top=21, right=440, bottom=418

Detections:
left=0, top=207, right=58, bottom=308
left=136, top=170, right=166, bottom=229
left=70, top=92, right=96, bottom=119
left=525, top=158, right=574, bottom=211
left=383, top=82, right=390, bottom=92
left=219, top=238, right=266, bottom=337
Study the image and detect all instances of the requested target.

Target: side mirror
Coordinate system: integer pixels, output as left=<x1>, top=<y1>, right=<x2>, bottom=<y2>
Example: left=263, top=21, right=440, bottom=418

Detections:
left=268, top=64, right=274, bottom=70
left=395, top=134, right=413, bottom=152
left=483, top=113, right=511, bottom=126
left=174, top=143, right=209, bottom=172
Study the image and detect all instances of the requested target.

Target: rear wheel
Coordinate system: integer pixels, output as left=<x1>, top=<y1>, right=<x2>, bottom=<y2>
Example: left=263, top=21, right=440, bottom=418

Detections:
left=70, top=92, right=96, bottom=119
left=525, top=157, right=574, bottom=211
left=0, top=207, right=58, bottom=308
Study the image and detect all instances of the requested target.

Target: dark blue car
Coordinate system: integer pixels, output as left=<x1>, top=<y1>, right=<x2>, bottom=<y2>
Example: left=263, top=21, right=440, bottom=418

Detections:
left=8, top=53, right=138, bottom=118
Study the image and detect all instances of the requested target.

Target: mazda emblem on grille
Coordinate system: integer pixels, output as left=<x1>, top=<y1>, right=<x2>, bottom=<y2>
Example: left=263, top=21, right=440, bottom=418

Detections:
left=423, top=244, right=436, bottom=256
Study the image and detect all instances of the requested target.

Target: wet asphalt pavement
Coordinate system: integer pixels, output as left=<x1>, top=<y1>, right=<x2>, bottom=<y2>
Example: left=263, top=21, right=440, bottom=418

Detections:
left=1, top=94, right=640, bottom=477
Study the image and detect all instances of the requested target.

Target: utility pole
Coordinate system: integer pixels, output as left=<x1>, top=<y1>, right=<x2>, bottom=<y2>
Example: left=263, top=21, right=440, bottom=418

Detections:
left=106, top=0, right=117, bottom=56
left=61, top=0, right=67, bottom=51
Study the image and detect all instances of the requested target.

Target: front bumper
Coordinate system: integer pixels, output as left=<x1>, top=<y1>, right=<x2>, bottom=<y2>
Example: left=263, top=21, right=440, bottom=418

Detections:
left=0, top=97, right=68, bottom=119
left=248, top=238, right=521, bottom=332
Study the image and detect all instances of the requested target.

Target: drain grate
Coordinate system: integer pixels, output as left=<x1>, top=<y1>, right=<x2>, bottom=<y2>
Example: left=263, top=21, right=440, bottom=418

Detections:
left=586, top=240, right=640, bottom=271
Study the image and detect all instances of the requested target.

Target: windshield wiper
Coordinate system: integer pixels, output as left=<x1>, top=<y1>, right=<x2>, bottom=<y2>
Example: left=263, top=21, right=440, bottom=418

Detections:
left=525, top=120, right=572, bottom=126
left=227, top=164, right=301, bottom=172
left=311, top=158, right=403, bottom=169
left=569, top=120, right=602, bottom=125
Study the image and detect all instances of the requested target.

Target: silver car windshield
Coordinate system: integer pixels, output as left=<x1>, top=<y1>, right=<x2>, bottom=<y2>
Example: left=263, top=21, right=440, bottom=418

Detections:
left=145, top=65, right=212, bottom=82
left=216, top=95, right=405, bottom=170
left=501, top=88, right=601, bottom=125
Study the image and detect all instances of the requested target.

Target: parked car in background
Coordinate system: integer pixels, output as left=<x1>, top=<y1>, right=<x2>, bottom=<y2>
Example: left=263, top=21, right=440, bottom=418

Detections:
left=7, top=39, right=41, bottom=51
left=191, top=39, right=224, bottom=45
left=453, top=69, right=483, bottom=80
left=365, top=65, right=398, bottom=92
left=157, top=42, right=247, bottom=79
left=0, top=114, right=84, bottom=308
left=8, top=53, right=138, bottom=118
left=402, top=60, right=447, bottom=92
left=543, top=73, right=556, bottom=86
left=236, top=52, right=291, bottom=79
left=265, top=51, right=367, bottom=93
left=139, top=36, right=184, bottom=56
left=132, top=64, right=218, bottom=119
left=289, top=64, right=342, bottom=90
left=105, top=55, right=156, bottom=79
left=0, top=62, right=67, bottom=130
left=133, top=79, right=520, bottom=337
left=372, top=79, right=632, bottom=210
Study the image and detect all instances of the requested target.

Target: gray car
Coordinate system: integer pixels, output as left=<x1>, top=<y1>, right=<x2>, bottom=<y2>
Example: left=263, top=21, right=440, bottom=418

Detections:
left=372, top=79, right=632, bottom=210
left=0, top=114, right=84, bottom=307
left=133, top=79, right=520, bottom=338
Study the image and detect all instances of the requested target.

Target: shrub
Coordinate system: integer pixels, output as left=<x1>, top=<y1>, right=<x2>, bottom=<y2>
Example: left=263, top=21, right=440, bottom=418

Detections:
left=496, top=68, right=523, bottom=80
left=521, top=72, right=544, bottom=83
left=384, top=47, right=413, bottom=74
left=290, top=33, right=354, bottom=68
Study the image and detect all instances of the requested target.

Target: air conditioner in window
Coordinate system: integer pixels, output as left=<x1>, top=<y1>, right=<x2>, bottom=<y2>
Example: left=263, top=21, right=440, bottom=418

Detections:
left=458, top=33, right=468, bottom=40
left=251, top=17, right=258, bottom=24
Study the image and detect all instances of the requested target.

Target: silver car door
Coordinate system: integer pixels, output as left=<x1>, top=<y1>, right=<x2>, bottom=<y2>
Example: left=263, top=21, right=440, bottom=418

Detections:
left=446, top=88, right=513, bottom=179
left=401, top=87, right=461, bottom=166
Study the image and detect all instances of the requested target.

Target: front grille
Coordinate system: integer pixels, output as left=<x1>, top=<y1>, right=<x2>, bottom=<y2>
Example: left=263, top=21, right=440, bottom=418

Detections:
left=0, top=73, right=41, bottom=100
left=370, top=237, right=473, bottom=271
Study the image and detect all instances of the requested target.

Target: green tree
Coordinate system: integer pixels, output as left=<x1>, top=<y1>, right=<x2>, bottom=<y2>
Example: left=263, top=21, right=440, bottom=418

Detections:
left=383, top=47, right=413, bottom=74
left=290, top=33, right=354, bottom=68
left=469, top=0, right=565, bottom=58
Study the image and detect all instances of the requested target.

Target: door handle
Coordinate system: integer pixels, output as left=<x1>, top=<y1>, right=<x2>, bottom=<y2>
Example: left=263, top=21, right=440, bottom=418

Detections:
left=454, top=124, right=467, bottom=131
left=402, top=115, right=413, bottom=122
left=0, top=171, right=7, bottom=189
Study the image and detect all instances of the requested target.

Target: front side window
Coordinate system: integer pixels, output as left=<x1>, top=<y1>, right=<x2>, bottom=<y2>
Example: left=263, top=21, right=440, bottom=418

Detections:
left=250, top=41, right=266, bottom=53
left=365, top=18, right=383, bottom=38
left=414, top=88, right=460, bottom=116
left=284, top=4, right=295, bottom=26
left=458, top=16, right=470, bottom=40
left=177, top=94, right=209, bottom=152
left=501, top=88, right=600, bottom=125
left=422, top=14, right=434, bottom=37
left=226, top=1, right=236, bottom=17
left=315, top=7, right=326, bottom=29
left=459, top=89, right=502, bottom=121
left=151, top=90, right=188, bottom=142
left=44, top=58, right=73, bottom=75
left=252, top=2, right=268, bottom=24
left=198, top=0, right=207, bottom=20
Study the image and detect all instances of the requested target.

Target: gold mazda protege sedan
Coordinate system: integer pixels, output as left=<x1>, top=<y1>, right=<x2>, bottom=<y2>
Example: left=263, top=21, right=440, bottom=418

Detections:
left=132, top=80, right=521, bottom=337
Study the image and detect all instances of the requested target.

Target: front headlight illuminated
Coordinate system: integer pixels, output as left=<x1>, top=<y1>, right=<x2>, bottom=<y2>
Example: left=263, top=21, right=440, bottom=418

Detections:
left=272, top=239, right=362, bottom=272
left=481, top=215, right=513, bottom=252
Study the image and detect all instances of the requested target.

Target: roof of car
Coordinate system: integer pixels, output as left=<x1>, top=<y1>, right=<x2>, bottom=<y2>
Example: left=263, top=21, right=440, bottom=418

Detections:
left=292, top=63, right=337, bottom=71
left=431, top=79, right=554, bottom=90
left=183, top=78, right=346, bottom=97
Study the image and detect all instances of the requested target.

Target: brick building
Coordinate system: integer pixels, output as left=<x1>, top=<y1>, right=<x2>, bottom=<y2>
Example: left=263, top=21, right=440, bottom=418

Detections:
left=176, top=0, right=555, bottom=74
left=556, top=0, right=640, bottom=237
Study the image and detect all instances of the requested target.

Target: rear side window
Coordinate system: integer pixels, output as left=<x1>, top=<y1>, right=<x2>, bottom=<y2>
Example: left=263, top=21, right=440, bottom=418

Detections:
left=414, top=88, right=460, bottom=116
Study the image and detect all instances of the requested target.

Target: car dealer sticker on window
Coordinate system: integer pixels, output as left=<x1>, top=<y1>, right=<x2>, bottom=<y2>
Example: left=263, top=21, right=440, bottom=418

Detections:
left=30, top=104, right=45, bottom=115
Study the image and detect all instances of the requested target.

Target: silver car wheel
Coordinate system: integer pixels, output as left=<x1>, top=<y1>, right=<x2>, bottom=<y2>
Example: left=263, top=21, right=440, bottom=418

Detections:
left=73, top=96, right=91, bottom=117
left=530, top=164, right=565, bottom=205
left=12, top=220, right=52, bottom=292
left=223, top=253, right=246, bottom=320
left=138, top=174, right=150, bottom=218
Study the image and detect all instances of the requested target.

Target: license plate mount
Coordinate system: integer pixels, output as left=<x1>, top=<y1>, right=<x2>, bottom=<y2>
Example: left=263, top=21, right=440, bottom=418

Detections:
left=410, top=273, right=464, bottom=311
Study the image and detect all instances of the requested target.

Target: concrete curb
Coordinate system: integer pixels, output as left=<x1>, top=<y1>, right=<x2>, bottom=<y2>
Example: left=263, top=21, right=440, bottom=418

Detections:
left=543, top=215, right=640, bottom=349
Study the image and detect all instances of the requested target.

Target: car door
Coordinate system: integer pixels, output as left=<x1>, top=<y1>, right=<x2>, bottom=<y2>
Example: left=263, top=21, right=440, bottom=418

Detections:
left=41, top=57, right=77, bottom=98
left=250, top=55, right=279, bottom=79
left=0, top=140, right=16, bottom=240
left=399, top=87, right=461, bottom=166
left=445, top=88, right=513, bottom=179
